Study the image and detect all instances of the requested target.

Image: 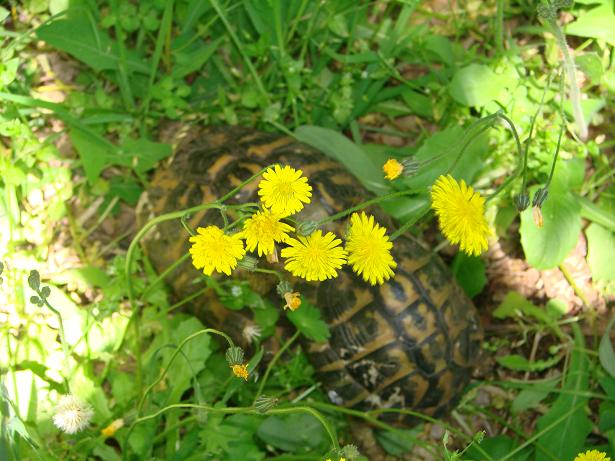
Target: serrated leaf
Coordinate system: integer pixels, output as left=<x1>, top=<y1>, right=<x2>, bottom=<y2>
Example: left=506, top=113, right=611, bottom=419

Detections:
left=534, top=325, right=591, bottom=461
left=496, top=354, right=561, bottom=372
left=511, top=380, right=557, bottom=414
left=520, top=189, right=581, bottom=270
left=286, top=299, right=330, bottom=342
left=600, top=317, right=615, bottom=377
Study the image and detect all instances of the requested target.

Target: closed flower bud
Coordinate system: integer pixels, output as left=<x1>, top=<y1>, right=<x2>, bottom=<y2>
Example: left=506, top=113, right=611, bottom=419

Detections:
left=533, top=206, right=544, bottom=228
left=225, top=346, right=245, bottom=366
left=296, top=220, right=319, bottom=236
left=237, top=255, right=259, bottom=271
left=537, top=4, right=556, bottom=21
left=254, top=395, right=279, bottom=413
left=276, top=280, right=293, bottom=297
left=514, top=193, right=530, bottom=212
left=532, top=187, right=549, bottom=208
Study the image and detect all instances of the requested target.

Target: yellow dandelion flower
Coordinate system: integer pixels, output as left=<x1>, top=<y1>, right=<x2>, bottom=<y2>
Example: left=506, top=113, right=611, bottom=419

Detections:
left=574, top=450, right=611, bottom=461
left=240, top=208, right=294, bottom=256
left=283, top=292, right=301, bottom=311
left=383, top=158, right=404, bottom=180
left=258, top=165, right=312, bottom=216
left=231, top=363, right=249, bottom=380
left=281, top=230, right=347, bottom=281
left=189, top=226, right=246, bottom=276
left=430, top=175, right=490, bottom=257
left=345, top=212, right=397, bottom=285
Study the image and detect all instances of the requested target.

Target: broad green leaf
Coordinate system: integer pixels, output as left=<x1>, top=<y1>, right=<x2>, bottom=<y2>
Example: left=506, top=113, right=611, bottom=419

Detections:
left=375, top=427, right=421, bottom=455
left=600, top=401, right=615, bottom=432
left=120, top=138, right=172, bottom=173
left=449, top=64, right=510, bottom=107
left=534, top=325, right=591, bottom=461
left=466, top=435, right=532, bottom=461
left=69, top=127, right=116, bottom=184
left=287, top=299, right=330, bottom=342
left=586, top=223, right=615, bottom=282
left=496, top=354, right=561, bottom=372
left=567, top=3, right=615, bottom=46
left=600, top=317, right=615, bottom=377
left=520, top=189, right=581, bottom=270
left=172, top=38, right=222, bottom=78
left=36, top=10, right=148, bottom=73
left=109, top=176, right=143, bottom=206
left=401, top=125, right=487, bottom=190
left=511, top=380, right=557, bottom=414
left=451, top=253, right=487, bottom=298
left=294, top=125, right=389, bottom=194
left=576, top=53, right=604, bottom=83
left=579, top=195, right=615, bottom=232
left=257, top=413, right=326, bottom=452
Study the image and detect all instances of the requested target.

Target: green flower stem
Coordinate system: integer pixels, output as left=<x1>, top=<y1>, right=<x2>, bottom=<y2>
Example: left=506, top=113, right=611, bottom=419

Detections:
left=254, top=330, right=301, bottom=402
left=253, top=267, right=284, bottom=280
left=389, top=203, right=431, bottom=241
left=40, top=296, right=71, bottom=394
left=447, top=112, right=501, bottom=174
left=125, top=403, right=339, bottom=458
left=499, top=400, right=587, bottom=461
left=139, top=253, right=190, bottom=302
left=309, top=402, right=442, bottom=457
left=546, top=15, right=587, bottom=140
left=125, top=165, right=274, bottom=400
left=545, top=125, right=564, bottom=187
left=137, top=328, right=233, bottom=415
left=316, top=189, right=421, bottom=227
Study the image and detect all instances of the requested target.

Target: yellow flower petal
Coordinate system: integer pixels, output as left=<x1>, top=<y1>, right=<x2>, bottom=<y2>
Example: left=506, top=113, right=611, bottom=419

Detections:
left=231, top=363, right=249, bottom=380
left=258, top=165, right=312, bottom=216
left=383, top=158, right=404, bottom=180
left=281, top=230, right=347, bottom=281
left=283, top=292, right=302, bottom=311
left=345, top=212, right=397, bottom=285
left=189, top=226, right=246, bottom=276
left=240, top=208, right=294, bottom=256
left=430, top=175, right=490, bottom=256
left=574, top=450, right=611, bottom=461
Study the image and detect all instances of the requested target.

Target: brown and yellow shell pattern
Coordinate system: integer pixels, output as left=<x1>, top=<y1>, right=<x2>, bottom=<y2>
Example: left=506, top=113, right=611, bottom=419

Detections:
left=137, top=126, right=483, bottom=424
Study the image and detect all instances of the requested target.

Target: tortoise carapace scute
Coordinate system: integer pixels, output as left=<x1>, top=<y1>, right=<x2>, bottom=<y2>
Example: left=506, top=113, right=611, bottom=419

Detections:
left=137, top=126, right=482, bottom=425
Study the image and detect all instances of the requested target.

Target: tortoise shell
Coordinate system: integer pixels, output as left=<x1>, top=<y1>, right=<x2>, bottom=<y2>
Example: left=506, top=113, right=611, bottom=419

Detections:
left=137, top=126, right=482, bottom=424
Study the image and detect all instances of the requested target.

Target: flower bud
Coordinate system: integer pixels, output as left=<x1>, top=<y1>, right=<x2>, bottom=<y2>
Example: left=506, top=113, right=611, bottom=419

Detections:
left=514, top=192, right=530, bottom=212
left=532, top=187, right=549, bottom=208
left=237, top=255, right=259, bottom=271
left=382, top=158, right=420, bottom=180
left=254, top=395, right=279, bottom=413
left=342, top=444, right=361, bottom=459
left=283, top=292, right=301, bottom=311
left=225, top=346, right=245, bottom=366
left=101, top=418, right=125, bottom=438
left=276, top=280, right=293, bottom=297
left=537, top=4, right=556, bottom=21
left=533, top=206, right=544, bottom=228
left=296, top=220, right=319, bottom=236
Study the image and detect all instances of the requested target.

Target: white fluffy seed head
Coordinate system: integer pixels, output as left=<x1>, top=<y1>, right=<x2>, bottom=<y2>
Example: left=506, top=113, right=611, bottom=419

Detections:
left=52, top=395, right=93, bottom=434
left=242, top=324, right=262, bottom=344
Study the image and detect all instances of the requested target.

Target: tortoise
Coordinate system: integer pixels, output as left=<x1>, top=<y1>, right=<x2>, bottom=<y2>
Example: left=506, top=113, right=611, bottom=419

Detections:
left=137, top=125, right=483, bottom=425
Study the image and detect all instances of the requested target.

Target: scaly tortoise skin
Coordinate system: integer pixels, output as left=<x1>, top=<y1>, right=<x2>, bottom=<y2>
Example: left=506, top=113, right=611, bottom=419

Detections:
left=137, top=126, right=482, bottom=424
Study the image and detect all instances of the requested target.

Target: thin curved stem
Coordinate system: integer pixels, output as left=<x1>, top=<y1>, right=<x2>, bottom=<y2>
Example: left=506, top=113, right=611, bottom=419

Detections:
left=125, top=165, right=273, bottom=400
left=137, top=328, right=234, bottom=415
left=254, top=330, right=300, bottom=401
left=316, top=189, right=421, bottom=226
